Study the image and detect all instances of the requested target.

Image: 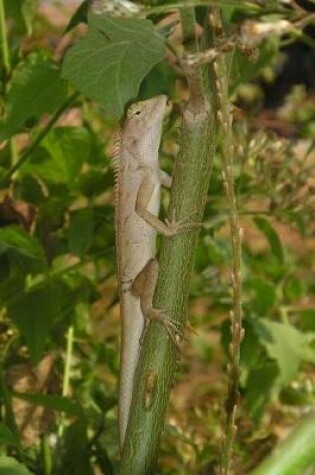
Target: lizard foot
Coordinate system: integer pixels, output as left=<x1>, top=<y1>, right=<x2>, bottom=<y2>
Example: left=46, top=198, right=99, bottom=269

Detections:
left=164, top=210, right=202, bottom=236
left=145, top=308, right=185, bottom=351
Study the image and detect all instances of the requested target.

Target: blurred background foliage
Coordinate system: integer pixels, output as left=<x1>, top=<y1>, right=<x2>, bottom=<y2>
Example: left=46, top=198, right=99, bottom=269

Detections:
left=0, top=0, right=314, bottom=474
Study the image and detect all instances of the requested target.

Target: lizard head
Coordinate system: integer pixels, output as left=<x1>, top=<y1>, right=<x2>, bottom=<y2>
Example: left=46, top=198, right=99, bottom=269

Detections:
left=123, top=95, right=168, bottom=161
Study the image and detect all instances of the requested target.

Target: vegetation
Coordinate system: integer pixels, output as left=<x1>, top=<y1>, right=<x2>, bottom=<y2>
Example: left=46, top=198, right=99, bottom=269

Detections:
left=0, top=0, right=314, bottom=474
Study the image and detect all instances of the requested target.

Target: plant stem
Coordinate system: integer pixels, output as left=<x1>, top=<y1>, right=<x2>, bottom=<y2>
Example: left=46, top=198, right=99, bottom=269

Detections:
left=42, top=434, right=52, bottom=475
left=210, top=10, right=243, bottom=475
left=0, top=0, right=10, bottom=74
left=1, top=92, right=79, bottom=186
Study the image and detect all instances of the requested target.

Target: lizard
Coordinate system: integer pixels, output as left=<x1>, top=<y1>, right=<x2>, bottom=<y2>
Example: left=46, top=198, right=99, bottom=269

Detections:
left=115, top=95, right=184, bottom=450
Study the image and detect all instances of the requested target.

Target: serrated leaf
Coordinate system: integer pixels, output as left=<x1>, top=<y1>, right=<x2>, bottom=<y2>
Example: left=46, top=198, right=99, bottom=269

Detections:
left=254, top=217, right=284, bottom=264
left=69, top=208, right=94, bottom=257
left=256, top=320, right=315, bottom=385
left=62, top=15, right=165, bottom=117
left=11, top=392, right=82, bottom=416
left=0, top=456, right=32, bottom=475
left=25, top=127, right=91, bottom=184
left=0, top=53, right=68, bottom=140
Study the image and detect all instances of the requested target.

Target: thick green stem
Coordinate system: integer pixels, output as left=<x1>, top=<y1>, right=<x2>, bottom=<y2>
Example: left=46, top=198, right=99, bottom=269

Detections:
left=250, top=413, right=315, bottom=475
left=119, top=9, right=217, bottom=473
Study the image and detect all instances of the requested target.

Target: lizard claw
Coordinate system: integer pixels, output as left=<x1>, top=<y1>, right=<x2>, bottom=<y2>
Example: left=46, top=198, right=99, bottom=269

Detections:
left=146, top=308, right=185, bottom=351
left=164, top=210, right=202, bottom=236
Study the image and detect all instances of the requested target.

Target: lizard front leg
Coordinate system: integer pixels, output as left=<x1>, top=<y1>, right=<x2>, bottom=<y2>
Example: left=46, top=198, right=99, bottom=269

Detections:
left=135, top=174, right=183, bottom=237
left=131, top=258, right=184, bottom=348
left=136, top=174, right=201, bottom=236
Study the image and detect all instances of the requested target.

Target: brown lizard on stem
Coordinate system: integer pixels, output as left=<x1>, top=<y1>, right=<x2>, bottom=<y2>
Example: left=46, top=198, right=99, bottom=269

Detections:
left=115, top=95, right=185, bottom=450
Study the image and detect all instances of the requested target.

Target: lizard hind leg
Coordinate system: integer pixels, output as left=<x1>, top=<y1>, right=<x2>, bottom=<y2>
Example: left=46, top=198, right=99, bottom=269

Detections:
left=131, top=258, right=184, bottom=350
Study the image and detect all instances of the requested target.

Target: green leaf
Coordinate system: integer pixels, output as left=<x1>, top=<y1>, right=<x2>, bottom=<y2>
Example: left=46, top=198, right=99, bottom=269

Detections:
left=69, top=208, right=94, bottom=257
left=256, top=320, right=315, bottom=385
left=78, top=168, right=109, bottom=197
left=62, top=15, right=165, bottom=117
left=300, top=309, right=315, bottom=332
left=249, top=278, right=277, bottom=316
left=0, top=226, right=47, bottom=273
left=0, top=456, right=32, bottom=475
left=254, top=217, right=284, bottom=264
left=16, top=174, right=46, bottom=205
left=283, top=275, right=303, bottom=303
left=240, top=318, right=262, bottom=371
left=11, top=392, right=82, bottom=416
left=25, top=127, right=91, bottom=184
left=245, top=362, right=278, bottom=423
left=0, top=53, right=68, bottom=140
left=0, top=423, right=20, bottom=449
left=8, top=282, right=73, bottom=363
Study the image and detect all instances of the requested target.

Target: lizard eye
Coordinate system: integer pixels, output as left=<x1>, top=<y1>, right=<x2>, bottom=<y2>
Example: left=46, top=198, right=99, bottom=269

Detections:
left=134, top=110, right=141, bottom=116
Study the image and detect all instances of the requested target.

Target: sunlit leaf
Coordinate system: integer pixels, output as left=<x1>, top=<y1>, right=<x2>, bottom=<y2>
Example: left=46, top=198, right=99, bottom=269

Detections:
left=62, top=15, right=165, bottom=117
left=256, top=320, right=315, bottom=385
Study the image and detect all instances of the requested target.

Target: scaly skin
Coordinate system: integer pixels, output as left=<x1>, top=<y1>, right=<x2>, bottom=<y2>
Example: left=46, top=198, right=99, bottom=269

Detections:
left=116, top=95, right=181, bottom=450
